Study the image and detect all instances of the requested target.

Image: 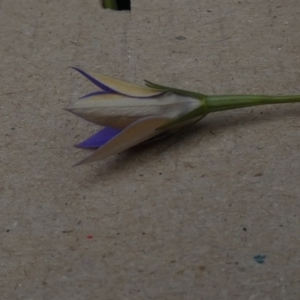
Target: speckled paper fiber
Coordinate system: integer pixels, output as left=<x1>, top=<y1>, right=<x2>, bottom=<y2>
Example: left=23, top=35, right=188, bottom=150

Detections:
left=1, top=1, right=300, bottom=299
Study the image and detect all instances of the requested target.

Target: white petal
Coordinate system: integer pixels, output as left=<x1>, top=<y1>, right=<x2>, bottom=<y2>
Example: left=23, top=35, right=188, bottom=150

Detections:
left=66, top=93, right=201, bottom=129
left=74, top=117, right=170, bottom=165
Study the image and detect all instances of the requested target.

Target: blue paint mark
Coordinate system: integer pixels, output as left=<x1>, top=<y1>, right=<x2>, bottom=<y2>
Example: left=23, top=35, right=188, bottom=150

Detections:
left=253, top=255, right=266, bottom=264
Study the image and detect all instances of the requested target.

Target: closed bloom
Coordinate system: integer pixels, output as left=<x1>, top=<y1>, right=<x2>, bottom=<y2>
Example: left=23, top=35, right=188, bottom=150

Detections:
left=67, top=68, right=300, bottom=166
left=66, top=68, right=203, bottom=165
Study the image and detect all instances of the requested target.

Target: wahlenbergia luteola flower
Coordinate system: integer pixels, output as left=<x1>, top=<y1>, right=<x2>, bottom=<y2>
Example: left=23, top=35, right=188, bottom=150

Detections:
left=66, top=67, right=300, bottom=166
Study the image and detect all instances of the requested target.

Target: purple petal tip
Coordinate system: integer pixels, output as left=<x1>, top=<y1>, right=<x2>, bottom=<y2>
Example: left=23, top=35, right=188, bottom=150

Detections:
left=72, top=67, right=116, bottom=94
left=75, top=127, right=122, bottom=149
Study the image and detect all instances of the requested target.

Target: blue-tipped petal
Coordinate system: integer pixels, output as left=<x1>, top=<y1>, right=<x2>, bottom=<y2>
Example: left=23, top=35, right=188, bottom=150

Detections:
left=73, top=67, right=165, bottom=98
left=75, top=127, right=122, bottom=148
left=72, top=67, right=116, bottom=93
left=74, top=116, right=170, bottom=165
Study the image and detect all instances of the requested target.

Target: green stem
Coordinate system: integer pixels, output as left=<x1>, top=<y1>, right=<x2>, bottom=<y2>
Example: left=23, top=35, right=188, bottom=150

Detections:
left=205, top=94, right=300, bottom=113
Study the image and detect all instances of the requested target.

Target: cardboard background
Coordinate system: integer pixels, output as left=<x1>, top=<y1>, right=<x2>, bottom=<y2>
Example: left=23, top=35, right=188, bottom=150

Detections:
left=1, top=0, right=300, bottom=299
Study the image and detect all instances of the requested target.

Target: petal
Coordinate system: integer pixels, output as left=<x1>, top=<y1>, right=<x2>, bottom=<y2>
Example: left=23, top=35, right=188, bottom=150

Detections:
left=75, top=127, right=122, bottom=148
left=66, top=93, right=144, bottom=129
left=73, top=67, right=164, bottom=98
left=80, top=91, right=110, bottom=99
left=74, top=117, right=170, bottom=166
left=72, top=67, right=115, bottom=93
left=66, top=93, right=201, bottom=129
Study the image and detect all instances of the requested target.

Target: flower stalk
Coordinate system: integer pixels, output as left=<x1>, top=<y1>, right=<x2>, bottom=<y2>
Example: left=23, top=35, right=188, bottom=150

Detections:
left=206, top=94, right=300, bottom=111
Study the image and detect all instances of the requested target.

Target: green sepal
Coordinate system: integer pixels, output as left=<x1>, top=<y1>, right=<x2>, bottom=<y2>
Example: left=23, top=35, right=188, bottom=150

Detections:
left=144, top=80, right=209, bottom=130
left=157, top=107, right=208, bottom=131
left=144, top=80, right=207, bottom=100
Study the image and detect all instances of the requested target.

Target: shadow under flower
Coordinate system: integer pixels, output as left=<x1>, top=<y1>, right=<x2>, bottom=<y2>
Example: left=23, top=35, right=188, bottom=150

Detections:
left=81, top=104, right=300, bottom=176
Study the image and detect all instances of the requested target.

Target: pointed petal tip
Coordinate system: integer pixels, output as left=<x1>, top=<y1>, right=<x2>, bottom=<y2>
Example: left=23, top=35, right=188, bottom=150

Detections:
left=73, top=161, right=85, bottom=167
left=73, top=160, right=84, bottom=167
left=73, top=154, right=93, bottom=166
left=71, top=67, right=116, bottom=93
left=64, top=107, right=75, bottom=114
left=70, top=66, right=85, bottom=74
left=75, top=127, right=122, bottom=149
left=74, top=143, right=82, bottom=148
left=70, top=66, right=82, bottom=71
left=73, top=155, right=98, bottom=166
